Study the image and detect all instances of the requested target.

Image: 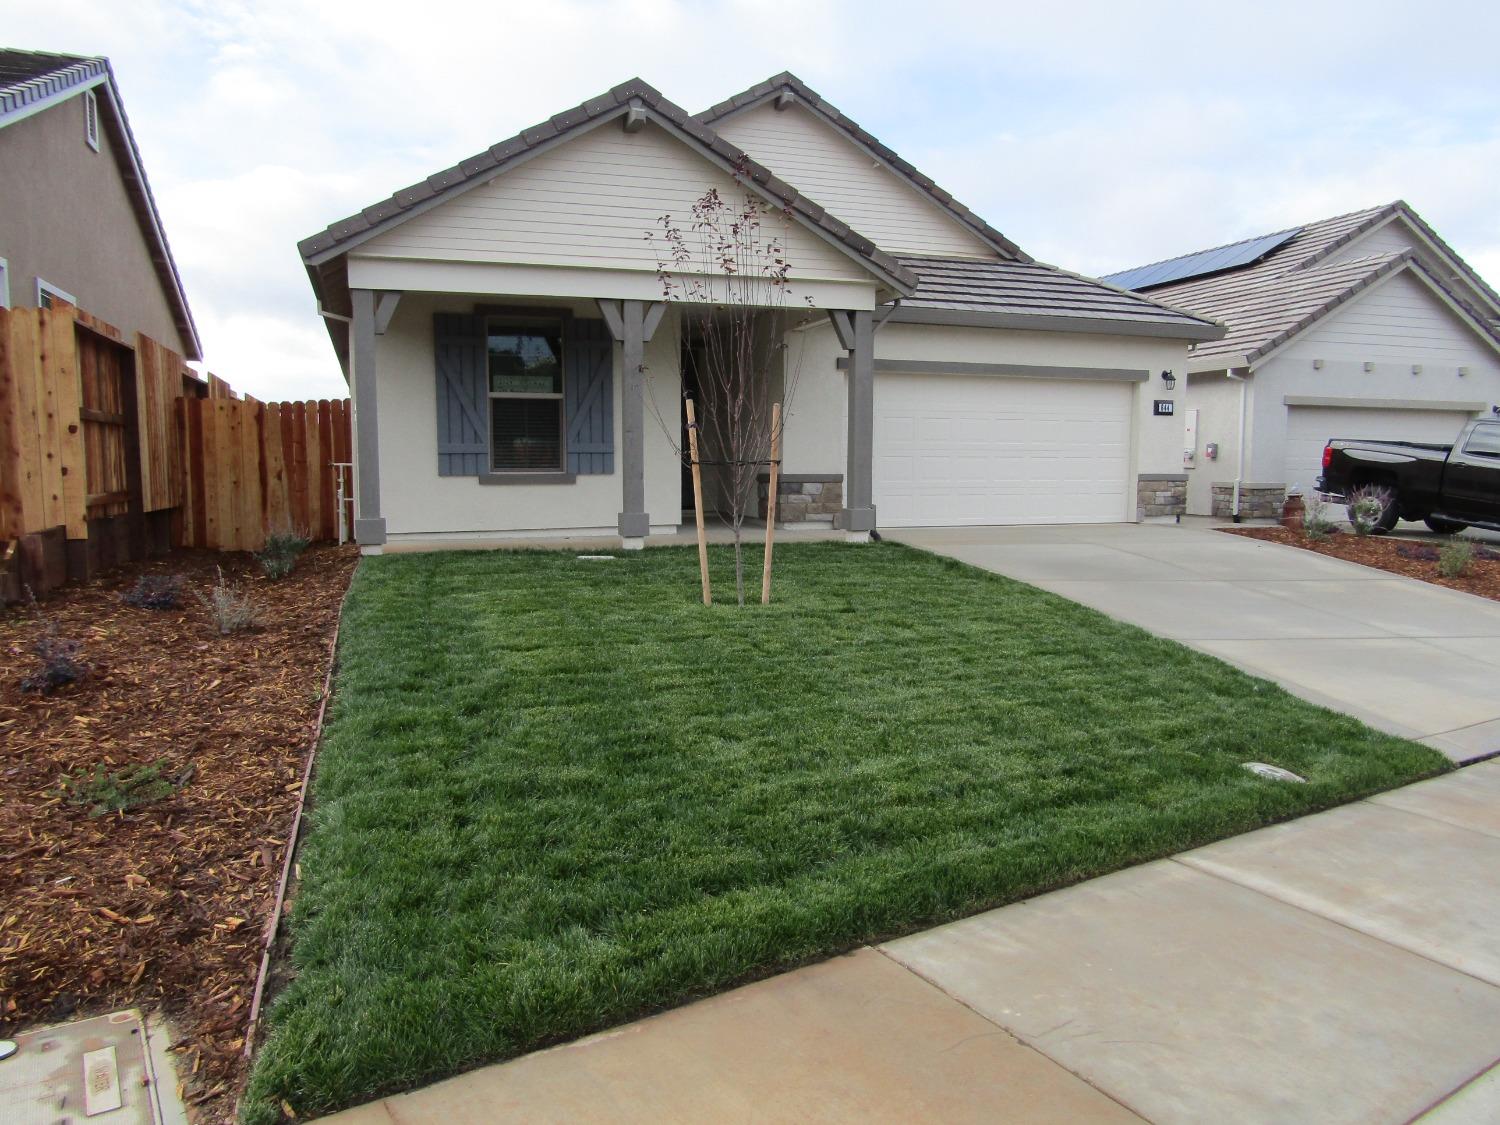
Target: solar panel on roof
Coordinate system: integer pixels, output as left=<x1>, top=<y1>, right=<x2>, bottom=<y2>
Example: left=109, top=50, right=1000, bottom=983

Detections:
left=1102, top=227, right=1302, bottom=292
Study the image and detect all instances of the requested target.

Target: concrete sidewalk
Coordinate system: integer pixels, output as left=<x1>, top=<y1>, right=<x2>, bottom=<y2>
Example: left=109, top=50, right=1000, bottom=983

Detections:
left=887, top=521, right=1500, bottom=763
left=326, top=761, right=1500, bottom=1124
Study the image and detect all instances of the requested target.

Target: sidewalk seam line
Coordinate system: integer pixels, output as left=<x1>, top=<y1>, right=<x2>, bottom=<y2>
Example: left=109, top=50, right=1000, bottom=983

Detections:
left=1400, top=1055, right=1500, bottom=1124
left=869, top=945, right=1151, bottom=1123
left=1358, top=797, right=1500, bottom=842
left=1169, top=856, right=1500, bottom=992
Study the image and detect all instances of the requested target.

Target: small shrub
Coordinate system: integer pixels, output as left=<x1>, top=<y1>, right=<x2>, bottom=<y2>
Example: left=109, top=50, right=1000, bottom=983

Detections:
left=1347, top=485, right=1392, bottom=537
left=1438, top=537, right=1475, bottom=578
left=196, top=567, right=262, bottom=634
left=1301, top=494, right=1338, bottom=541
left=122, top=574, right=186, bottom=610
left=57, top=760, right=188, bottom=817
left=255, top=530, right=311, bottom=581
left=20, top=624, right=88, bottom=695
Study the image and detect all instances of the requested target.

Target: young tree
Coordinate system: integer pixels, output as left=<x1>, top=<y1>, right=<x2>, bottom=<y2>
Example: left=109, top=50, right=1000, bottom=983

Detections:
left=648, top=165, right=808, bottom=606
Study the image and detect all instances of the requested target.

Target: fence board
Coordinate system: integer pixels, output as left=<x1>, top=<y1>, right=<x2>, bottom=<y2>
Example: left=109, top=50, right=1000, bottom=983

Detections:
left=48, top=309, right=88, bottom=538
left=135, top=333, right=184, bottom=512
left=0, top=311, right=26, bottom=539
left=10, top=312, right=47, bottom=534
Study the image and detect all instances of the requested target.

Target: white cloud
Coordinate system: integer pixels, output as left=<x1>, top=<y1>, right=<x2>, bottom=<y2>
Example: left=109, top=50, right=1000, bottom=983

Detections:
left=6, top=0, right=1499, bottom=399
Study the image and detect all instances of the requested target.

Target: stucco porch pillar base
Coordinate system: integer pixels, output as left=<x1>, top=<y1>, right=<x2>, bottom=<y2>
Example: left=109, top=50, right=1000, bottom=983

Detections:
left=354, top=517, right=387, bottom=546
left=618, top=511, right=650, bottom=540
left=620, top=537, right=646, bottom=551
left=840, top=507, right=877, bottom=534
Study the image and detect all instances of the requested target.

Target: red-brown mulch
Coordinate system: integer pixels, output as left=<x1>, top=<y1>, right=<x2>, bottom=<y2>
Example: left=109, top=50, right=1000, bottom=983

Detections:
left=1222, top=525, right=1500, bottom=602
left=0, top=544, right=358, bottom=1121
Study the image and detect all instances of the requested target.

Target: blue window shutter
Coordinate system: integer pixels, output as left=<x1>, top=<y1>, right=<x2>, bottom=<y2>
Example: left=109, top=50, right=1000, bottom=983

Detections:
left=565, top=318, right=613, bottom=474
left=434, top=314, right=487, bottom=476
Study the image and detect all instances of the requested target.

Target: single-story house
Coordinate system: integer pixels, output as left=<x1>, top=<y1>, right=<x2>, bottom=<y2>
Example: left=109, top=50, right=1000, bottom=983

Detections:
left=300, top=73, right=1223, bottom=553
left=1103, top=202, right=1500, bottom=517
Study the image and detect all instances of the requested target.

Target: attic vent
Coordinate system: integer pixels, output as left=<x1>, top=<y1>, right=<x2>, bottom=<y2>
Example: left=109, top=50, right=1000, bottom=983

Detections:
left=84, top=89, right=99, bottom=151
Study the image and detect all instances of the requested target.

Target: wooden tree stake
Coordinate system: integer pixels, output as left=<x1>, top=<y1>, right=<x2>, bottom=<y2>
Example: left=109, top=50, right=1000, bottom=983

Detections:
left=761, top=402, right=781, bottom=605
left=685, top=397, right=711, bottom=606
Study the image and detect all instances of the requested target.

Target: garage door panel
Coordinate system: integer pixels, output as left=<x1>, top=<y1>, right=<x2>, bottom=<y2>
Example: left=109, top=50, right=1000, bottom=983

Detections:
left=875, top=373, right=1133, bottom=527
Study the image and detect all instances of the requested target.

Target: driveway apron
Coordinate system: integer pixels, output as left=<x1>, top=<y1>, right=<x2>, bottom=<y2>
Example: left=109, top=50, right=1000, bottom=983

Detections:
left=887, top=523, right=1500, bottom=763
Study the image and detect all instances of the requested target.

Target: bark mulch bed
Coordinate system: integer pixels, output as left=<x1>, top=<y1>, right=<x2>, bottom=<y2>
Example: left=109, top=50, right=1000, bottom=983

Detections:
left=0, top=544, right=357, bottom=1122
left=1221, top=525, right=1500, bottom=602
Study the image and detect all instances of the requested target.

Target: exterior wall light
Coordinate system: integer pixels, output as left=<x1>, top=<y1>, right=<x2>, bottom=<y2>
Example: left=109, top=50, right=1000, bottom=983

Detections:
left=1161, top=370, right=1177, bottom=389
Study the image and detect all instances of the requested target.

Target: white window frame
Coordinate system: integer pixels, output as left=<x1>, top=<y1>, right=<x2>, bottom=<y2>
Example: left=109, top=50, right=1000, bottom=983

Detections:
left=84, top=88, right=99, bottom=151
left=0, top=258, right=9, bottom=310
left=485, top=314, right=568, bottom=473
left=36, top=278, right=77, bottom=309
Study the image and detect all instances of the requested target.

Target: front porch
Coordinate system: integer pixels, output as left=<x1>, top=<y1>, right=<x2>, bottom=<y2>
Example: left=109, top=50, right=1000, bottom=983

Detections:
left=344, top=287, right=886, bottom=553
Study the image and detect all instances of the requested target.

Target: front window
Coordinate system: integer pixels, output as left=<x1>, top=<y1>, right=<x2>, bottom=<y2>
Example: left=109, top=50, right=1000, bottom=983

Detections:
left=487, top=317, right=564, bottom=471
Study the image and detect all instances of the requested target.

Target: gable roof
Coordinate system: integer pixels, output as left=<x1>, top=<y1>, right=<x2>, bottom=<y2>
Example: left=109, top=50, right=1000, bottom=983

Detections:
left=696, top=72, right=1029, bottom=263
left=1106, top=203, right=1500, bottom=370
left=892, top=256, right=1223, bottom=340
left=0, top=48, right=202, bottom=359
left=299, top=77, right=918, bottom=295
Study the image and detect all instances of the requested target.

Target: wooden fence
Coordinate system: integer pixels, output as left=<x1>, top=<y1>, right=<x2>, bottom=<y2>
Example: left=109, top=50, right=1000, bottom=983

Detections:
left=0, top=302, right=351, bottom=598
left=178, top=397, right=352, bottom=550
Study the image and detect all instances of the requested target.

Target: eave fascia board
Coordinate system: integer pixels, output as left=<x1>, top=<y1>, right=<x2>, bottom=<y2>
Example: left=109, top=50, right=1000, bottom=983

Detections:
left=0, top=70, right=107, bottom=130
left=888, top=304, right=1227, bottom=341
left=1186, top=353, right=1249, bottom=374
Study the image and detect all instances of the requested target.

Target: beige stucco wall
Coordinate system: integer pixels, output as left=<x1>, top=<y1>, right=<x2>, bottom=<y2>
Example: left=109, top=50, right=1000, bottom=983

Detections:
left=1181, top=372, right=1246, bottom=515
left=373, top=293, right=682, bottom=540
left=0, top=92, right=189, bottom=353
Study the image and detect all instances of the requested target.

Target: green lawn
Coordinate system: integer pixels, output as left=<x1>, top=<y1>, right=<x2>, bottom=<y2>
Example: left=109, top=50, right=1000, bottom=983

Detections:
left=245, top=542, right=1447, bottom=1122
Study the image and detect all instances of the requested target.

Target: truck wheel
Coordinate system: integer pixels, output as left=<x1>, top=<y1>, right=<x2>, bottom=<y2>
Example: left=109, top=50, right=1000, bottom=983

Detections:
left=1425, top=516, right=1469, bottom=534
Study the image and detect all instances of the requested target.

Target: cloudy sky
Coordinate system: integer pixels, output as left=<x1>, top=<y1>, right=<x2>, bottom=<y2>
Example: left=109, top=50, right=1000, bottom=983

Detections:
left=10, top=0, right=1500, bottom=400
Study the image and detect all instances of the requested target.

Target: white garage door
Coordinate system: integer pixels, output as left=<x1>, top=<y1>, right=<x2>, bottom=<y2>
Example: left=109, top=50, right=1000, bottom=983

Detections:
left=1285, top=406, right=1475, bottom=494
left=874, top=373, right=1133, bottom=527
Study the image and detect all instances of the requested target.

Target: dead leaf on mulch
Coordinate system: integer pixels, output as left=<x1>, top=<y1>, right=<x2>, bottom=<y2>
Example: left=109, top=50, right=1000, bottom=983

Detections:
left=0, top=545, right=357, bottom=1123
left=1222, top=526, right=1500, bottom=602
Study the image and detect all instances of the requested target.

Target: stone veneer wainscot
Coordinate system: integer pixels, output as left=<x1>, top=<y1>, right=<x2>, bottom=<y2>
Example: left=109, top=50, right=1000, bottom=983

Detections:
left=1211, top=482, right=1287, bottom=519
left=757, top=473, right=844, bottom=526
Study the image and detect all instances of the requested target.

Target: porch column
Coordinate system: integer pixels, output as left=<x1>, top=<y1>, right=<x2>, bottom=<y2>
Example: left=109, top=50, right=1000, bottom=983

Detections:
left=350, top=288, right=386, bottom=551
left=598, top=298, right=665, bottom=549
left=832, top=308, right=876, bottom=541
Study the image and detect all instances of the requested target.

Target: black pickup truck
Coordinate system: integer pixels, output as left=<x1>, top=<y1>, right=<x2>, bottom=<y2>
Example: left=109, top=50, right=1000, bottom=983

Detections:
left=1317, top=417, right=1500, bottom=533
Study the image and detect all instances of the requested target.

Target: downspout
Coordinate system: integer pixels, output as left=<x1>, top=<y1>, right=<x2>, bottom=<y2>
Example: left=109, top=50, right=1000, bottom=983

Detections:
left=1225, top=368, right=1248, bottom=522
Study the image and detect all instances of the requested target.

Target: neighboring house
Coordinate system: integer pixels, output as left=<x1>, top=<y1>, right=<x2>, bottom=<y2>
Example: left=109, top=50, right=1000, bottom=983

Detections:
left=1104, top=203, right=1500, bottom=516
left=301, top=73, right=1222, bottom=553
left=0, top=48, right=200, bottom=360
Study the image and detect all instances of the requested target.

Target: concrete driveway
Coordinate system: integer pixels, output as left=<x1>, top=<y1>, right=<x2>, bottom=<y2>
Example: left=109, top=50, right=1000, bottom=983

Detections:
left=886, top=522, right=1500, bottom=763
